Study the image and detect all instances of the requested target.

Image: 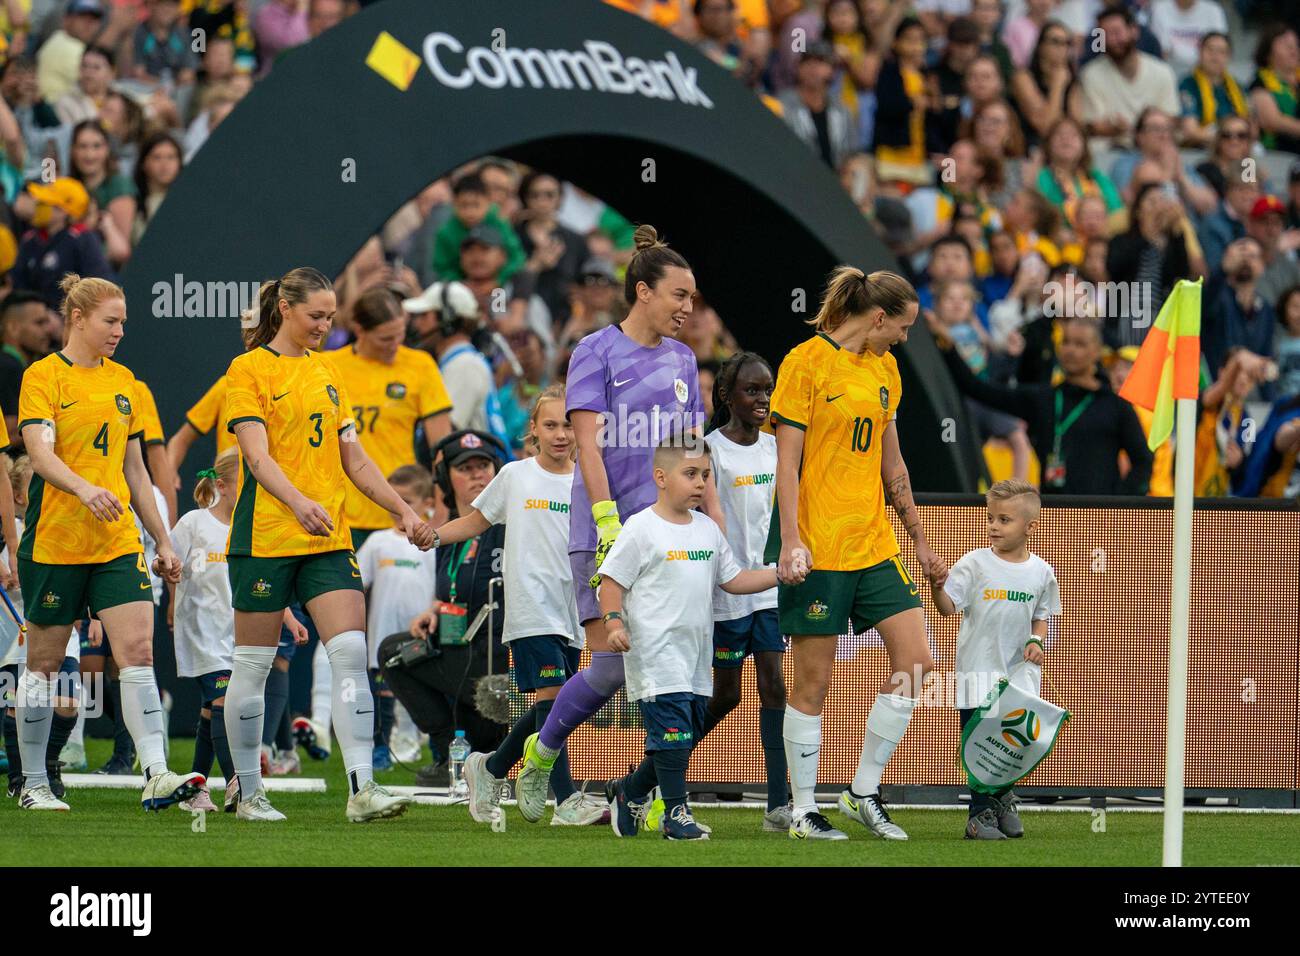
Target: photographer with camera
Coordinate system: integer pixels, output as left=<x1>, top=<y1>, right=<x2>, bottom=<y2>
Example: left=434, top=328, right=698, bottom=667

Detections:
left=376, top=430, right=508, bottom=788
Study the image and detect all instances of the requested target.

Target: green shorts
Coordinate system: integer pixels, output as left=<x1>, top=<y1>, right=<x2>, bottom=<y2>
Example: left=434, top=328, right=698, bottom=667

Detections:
left=228, top=549, right=363, bottom=612
left=19, top=552, right=152, bottom=626
left=777, top=555, right=922, bottom=636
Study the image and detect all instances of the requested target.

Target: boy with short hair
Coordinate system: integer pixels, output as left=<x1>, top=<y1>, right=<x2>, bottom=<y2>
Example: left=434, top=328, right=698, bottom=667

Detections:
left=931, top=478, right=1061, bottom=840
left=431, top=172, right=525, bottom=282
left=598, top=438, right=777, bottom=840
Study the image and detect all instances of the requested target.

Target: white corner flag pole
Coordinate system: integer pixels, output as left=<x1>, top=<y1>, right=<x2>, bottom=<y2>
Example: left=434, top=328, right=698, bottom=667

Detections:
left=1162, top=396, right=1196, bottom=867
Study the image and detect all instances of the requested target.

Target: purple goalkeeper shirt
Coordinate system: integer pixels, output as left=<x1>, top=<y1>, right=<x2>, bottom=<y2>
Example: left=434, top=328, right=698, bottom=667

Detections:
left=566, top=324, right=704, bottom=554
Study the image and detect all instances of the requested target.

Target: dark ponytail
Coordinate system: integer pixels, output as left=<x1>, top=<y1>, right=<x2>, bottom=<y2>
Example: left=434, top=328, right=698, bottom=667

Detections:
left=624, top=223, right=690, bottom=305
left=705, top=351, right=771, bottom=434
left=243, top=266, right=332, bottom=349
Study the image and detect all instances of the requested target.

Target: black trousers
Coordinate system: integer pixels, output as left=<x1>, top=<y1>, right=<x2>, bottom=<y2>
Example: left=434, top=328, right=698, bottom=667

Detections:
left=377, top=632, right=507, bottom=760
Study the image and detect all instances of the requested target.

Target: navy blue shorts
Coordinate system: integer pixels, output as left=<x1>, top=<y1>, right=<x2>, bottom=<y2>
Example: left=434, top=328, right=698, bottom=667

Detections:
left=78, top=619, right=111, bottom=658
left=277, top=605, right=309, bottom=662
left=510, top=635, right=578, bottom=693
left=196, top=670, right=231, bottom=705
left=712, top=609, right=784, bottom=668
left=638, top=692, right=709, bottom=753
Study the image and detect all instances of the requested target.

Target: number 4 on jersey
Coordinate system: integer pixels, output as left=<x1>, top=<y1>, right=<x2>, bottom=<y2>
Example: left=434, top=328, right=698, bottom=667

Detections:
left=92, top=423, right=109, bottom=456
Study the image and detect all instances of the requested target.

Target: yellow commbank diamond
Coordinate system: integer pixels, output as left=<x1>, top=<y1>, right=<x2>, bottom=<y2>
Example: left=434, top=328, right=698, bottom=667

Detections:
left=365, top=32, right=420, bottom=91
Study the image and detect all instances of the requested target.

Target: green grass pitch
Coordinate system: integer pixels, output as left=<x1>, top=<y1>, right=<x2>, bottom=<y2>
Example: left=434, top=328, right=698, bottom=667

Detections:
left=2, top=739, right=1294, bottom=866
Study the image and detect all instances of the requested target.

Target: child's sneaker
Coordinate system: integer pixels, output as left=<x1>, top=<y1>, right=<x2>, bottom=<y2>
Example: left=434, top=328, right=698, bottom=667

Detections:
left=762, top=802, right=794, bottom=832
left=993, top=792, right=1024, bottom=838
left=964, top=808, right=1008, bottom=840
left=604, top=777, right=647, bottom=837
left=661, top=803, right=709, bottom=840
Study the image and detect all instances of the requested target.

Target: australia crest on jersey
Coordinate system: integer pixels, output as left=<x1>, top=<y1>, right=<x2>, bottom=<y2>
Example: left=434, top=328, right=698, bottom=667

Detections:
left=114, top=393, right=132, bottom=416
left=326, top=384, right=339, bottom=406
left=879, top=386, right=890, bottom=411
left=386, top=381, right=407, bottom=400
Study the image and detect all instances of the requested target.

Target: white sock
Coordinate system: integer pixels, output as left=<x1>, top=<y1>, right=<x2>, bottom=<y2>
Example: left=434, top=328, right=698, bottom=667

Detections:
left=117, top=665, right=168, bottom=777
left=16, top=670, right=53, bottom=788
left=851, top=693, right=916, bottom=797
left=325, top=630, right=374, bottom=796
left=224, top=645, right=276, bottom=800
left=783, top=705, right=822, bottom=819
left=311, top=639, right=332, bottom=728
left=69, top=710, right=85, bottom=748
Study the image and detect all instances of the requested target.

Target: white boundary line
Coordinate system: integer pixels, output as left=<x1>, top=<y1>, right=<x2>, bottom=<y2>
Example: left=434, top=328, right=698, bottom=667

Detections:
left=63, top=774, right=327, bottom=793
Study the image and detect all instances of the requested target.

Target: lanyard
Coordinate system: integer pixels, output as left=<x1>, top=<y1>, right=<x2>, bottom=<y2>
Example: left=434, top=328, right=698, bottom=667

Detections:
left=446, top=539, right=472, bottom=604
left=1053, top=388, right=1095, bottom=451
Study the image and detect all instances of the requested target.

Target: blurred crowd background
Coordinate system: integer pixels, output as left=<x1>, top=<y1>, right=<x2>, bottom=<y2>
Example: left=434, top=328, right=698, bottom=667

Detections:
left=0, top=0, right=1297, bottom=498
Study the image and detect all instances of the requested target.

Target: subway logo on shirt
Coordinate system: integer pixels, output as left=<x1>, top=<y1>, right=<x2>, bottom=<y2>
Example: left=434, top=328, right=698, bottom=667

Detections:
left=524, top=499, right=570, bottom=513
left=982, top=589, right=1035, bottom=603
left=733, top=473, right=774, bottom=487
left=666, top=550, right=714, bottom=561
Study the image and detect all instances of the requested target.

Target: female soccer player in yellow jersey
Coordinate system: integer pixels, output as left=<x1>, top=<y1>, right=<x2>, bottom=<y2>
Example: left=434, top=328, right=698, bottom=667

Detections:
left=222, top=266, right=434, bottom=823
left=769, top=267, right=947, bottom=841
left=323, top=287, right=453, bottom=550
left=14, top=273, right=204, bottom=812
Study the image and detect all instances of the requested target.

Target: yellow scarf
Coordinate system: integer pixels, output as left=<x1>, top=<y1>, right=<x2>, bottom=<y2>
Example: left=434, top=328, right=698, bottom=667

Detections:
left=1193, top=68, right=1248, bottom=126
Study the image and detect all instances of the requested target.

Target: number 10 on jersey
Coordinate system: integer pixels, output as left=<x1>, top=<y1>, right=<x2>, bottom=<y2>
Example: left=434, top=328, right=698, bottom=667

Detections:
left=851, top=416, right=873, bottom=453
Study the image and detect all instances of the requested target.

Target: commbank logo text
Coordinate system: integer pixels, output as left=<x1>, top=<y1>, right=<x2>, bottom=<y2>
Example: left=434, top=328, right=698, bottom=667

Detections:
left=50, top=886, right=151, bottom=936
left=422, top=34, right=714, bottom=109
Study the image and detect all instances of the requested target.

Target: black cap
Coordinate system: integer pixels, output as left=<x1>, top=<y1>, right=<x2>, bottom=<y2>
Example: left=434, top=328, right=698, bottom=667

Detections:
left=460, top=224, right=504, bottom=250
left=67, top=0, right=106, bottom=16
left=578, top=256, right=617, bottom=283
left=947, top=16, right=981, bottom=45
left=443, top=430, right=502, bottom=469
left=802, top=40, right=836, bottom=63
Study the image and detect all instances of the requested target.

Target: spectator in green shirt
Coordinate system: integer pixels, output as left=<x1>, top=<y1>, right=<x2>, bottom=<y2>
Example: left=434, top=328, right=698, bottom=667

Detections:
left=431, top=171, right=524, bottom=282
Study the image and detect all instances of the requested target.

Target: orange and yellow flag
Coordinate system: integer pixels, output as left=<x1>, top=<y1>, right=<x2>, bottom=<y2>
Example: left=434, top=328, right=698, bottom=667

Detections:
left=1119, top=278, right=1202, bottom=451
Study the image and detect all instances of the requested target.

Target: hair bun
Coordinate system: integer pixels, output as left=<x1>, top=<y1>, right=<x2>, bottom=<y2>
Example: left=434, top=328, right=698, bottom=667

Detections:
left=633, top=223, right=663, bottom=252
left=59, top=273, right=83, bottom=295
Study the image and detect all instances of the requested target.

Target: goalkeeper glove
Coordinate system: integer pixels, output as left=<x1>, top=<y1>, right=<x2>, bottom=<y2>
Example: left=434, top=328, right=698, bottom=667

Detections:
left=590, top=499, right=622, bottom=588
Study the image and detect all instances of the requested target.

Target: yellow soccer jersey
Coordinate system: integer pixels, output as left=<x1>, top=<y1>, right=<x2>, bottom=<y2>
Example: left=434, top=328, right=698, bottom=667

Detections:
left=324, top=345, right=452, bottom=530
left=224, top=346, right=355, bottom=557
left=186, top=375, right=237, bottom=455
left=134, top=379, right=166, bottom=447
left=17, top=352, right=145, bottom=565
left=770, top=333, right=901, bottom=572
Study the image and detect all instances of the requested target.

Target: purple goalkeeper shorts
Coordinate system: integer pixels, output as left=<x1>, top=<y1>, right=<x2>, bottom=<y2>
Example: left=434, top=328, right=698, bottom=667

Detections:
left=570, top=550, right=599, bottom=625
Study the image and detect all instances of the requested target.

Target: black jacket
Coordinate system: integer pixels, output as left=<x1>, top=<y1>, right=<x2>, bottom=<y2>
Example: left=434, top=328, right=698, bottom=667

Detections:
left=434, top=523, right=507, bottom=665
left=942, top=346, right=1153, bottom=494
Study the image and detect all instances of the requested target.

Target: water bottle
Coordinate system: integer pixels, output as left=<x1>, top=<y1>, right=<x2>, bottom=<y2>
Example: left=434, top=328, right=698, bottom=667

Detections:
left=448, top=730, right=470, bottom=797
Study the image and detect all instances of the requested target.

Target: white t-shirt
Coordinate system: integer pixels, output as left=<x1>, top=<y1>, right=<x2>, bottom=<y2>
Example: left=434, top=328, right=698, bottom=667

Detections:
left=356, top=528, right=439, bottom=668
left=944, top=548, right=1062, bottom=709
left=1080, top=51, right=1180, bottom=146
left=169, top=507, right=235, bottom=678
left=439, top=346, right=494, bottom=433
left=707, top=430, right=777, bottom=620
left=1148, top=0, right=1228, bottom=76
left=0, top=518, right=78, bottom=667
left=599, top=507, right=741, bottom=702
left=472, top=457, right=580, bottom=645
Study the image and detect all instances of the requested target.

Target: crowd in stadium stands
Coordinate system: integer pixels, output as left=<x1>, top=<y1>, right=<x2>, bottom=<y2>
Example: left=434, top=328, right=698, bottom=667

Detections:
left=0, top=0, right=1296, bottom=497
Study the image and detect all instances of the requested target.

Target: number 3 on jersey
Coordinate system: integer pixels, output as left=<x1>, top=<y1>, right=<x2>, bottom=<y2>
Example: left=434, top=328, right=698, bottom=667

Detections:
left=308, top=413, right=323, bottom=447
left=851, top=416, right=873, bottom=453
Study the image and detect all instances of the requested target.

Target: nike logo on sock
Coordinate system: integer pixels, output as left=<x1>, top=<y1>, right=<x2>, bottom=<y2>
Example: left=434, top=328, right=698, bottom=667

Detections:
left=143, top=709, right=161, bottom=715
left=239, top=713, right=263, bottom=721
left=23, top=716, right=48, bottom=723
left=355, top=709, right=374, bottom=716
left=800, top=749, right=819, bottom=758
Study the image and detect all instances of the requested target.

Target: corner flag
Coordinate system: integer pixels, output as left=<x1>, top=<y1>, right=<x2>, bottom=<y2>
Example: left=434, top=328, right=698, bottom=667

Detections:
left=1119, top=278, right=1202, bottom=449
